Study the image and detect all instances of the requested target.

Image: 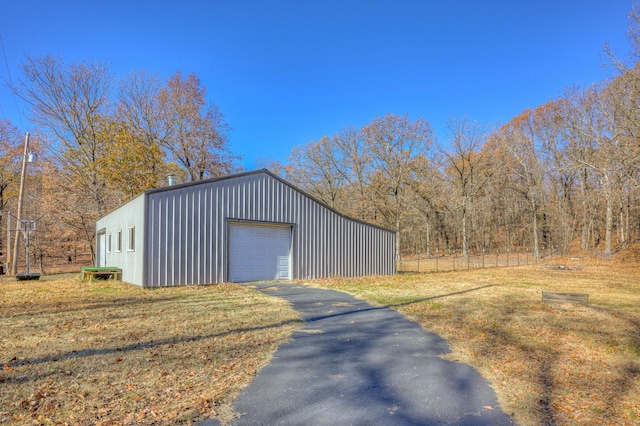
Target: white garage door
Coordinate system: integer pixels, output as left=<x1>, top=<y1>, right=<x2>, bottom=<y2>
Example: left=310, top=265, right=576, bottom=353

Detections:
left=229, top=223, right=292, bottom=282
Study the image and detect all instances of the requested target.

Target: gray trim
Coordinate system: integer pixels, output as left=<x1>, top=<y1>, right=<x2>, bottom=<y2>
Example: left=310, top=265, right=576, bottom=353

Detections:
left=227, top=218, right=296, bottom=228
left=142, top=192, right=148, bottom=288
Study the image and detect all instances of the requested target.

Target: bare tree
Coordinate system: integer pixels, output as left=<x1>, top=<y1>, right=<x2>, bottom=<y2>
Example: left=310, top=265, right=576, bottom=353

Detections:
left=442, top=117, right=493, bottom=256
left=0, top=120, right=23, bottom=215
left=9, top=55, right=116, bottom=265
left=560, top=84, right=633, bottom=255
left=285, top=136, right=346, bottom=208
left=119, top=70, right=239, bottom=183
left=0, top=120, right=24, bottom=272
left=116, top=70, right=169, bottom=187
left=531, top=98, right=580, bottom=251
left=362, top=113, right=434, bottom=264
left=158, top=72, right=238, bottom=181
left=13, top=55, right=113, bottom=217
left=607, top=72, right=640, bottom=247
left=494, top=110, right=547, bottom=260
left=332, top=127, right=374, bottom=221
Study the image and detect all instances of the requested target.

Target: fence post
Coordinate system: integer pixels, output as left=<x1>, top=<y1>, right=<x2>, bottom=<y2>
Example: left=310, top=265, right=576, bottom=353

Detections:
left=496, top=250, right=499, bottom=267
left=482, top=249, right=485, bottom=268
left=436, top=247, right=439, bottom=272
left=517, top=248, right=520, bottom=266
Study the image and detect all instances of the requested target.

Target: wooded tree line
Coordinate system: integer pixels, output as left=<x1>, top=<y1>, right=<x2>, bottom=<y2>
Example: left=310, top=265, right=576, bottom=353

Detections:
left=1, top=55, right=238, bottom=272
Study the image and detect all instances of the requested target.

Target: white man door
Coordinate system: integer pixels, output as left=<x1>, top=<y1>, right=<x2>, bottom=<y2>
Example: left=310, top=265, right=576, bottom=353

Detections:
left=228, top=223, right=292, bottom=282
left=97, top=232, right=107, bottom=267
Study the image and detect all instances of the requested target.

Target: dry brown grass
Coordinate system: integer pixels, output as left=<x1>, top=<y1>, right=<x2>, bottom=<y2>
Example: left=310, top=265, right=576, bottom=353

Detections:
left=310, top=259, right=640, bottom=426
left=0, top=276, right=300, bottom=425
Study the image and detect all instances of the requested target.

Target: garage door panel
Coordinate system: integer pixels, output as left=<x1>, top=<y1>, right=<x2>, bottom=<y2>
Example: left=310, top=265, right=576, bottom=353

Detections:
left=229, top=223, right=292, bottom=282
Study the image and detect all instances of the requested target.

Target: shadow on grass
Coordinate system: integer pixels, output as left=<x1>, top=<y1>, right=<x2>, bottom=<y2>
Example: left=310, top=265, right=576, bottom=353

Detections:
left=583, top=304, right=640, bottom=419
left=292, top=285, right=496, bottom=323
left=447, top=297, right=561, bottom=425
left=388, top=284, right=496, bottom=308
left=4, top=296, right=186, bottom=318
left=454, top=297, right=640, bottom=425
left=4, top=318, right=303, bottom=369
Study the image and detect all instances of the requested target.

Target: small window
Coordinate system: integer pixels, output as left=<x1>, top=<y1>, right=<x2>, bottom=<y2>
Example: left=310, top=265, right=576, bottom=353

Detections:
left=107, top=234, right=112, bottom=253
left=128, top=226, right=135, bottom=251
left=116, top=230, right=122, bottom=252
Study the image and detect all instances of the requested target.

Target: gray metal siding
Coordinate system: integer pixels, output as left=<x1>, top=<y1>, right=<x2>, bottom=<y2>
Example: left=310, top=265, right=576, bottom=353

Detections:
left=144, top=172, right=395, bottom=287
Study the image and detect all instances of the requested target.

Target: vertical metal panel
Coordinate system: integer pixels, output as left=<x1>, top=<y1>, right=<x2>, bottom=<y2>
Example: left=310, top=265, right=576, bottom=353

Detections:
left=211, top=185, right=217, bottom=283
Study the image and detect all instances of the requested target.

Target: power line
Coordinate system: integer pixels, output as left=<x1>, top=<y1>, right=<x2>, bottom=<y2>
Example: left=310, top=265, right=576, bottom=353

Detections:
left=0, top=32, right=25, bottom=129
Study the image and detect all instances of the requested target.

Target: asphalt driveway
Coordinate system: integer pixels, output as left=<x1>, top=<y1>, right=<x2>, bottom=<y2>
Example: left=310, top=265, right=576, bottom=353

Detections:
left=206, top=282, right=515, bottom=425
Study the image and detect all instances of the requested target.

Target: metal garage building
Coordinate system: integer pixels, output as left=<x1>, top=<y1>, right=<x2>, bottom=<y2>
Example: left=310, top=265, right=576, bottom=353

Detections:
left=95, top=169, right=396, bottom=287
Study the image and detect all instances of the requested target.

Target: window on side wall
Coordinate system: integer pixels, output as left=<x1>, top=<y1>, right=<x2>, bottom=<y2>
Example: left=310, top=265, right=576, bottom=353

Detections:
left=128, top=226, right=135, bottom=251
left=107, top=234, right=112, bottom=253
left=116, top=230, right=122, bottom=252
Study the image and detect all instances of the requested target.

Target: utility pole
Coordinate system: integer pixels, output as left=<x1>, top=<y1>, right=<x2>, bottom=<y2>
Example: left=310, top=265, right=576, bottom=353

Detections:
left=5, top=213, right=10, bottom=275
left=10, top=132, right=33, bottom=276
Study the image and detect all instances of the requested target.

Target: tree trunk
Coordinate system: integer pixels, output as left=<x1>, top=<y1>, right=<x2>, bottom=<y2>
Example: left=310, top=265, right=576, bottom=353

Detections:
left=39, top=253, right=46, bottom=275
left=532, top=202, right=540, bottom=261
left=461, top=202, right=468, bottom=257
left=602, top=174, right=613, bottom=256
left=625, top=196, right=630, bottom=247
left=426, top=222, right=430, bottom=256
left=605, top=194, right=613, bottom=256
left=395, top=216, right=401, bottom=266
left=580, top=169, right=590, bottom=251
left=619, top=209, right=625, bottom=246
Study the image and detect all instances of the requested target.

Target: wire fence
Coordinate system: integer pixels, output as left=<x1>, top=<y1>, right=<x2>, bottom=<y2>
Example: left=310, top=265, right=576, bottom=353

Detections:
left=397, top=248, right=565, bottom=273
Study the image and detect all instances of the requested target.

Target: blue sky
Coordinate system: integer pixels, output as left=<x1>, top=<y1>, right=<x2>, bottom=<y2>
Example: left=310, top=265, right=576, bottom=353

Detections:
left=0, top=1, right=633, bottom=169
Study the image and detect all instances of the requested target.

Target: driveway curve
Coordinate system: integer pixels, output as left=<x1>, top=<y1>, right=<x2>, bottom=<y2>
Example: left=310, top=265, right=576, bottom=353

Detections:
left=229, top=282, right=515, bottom=425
